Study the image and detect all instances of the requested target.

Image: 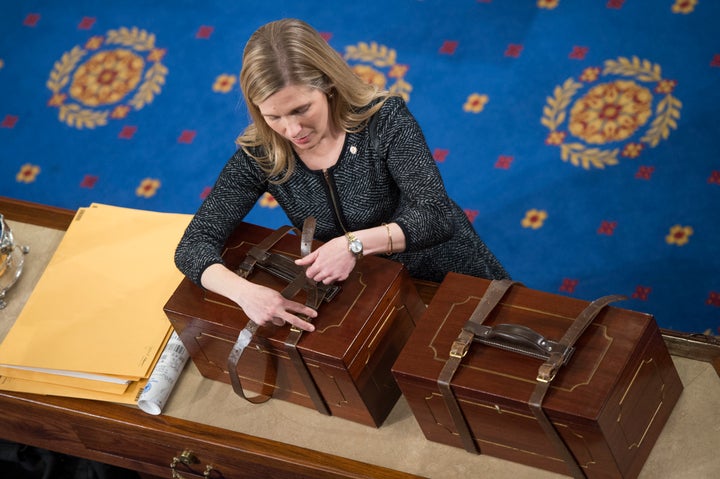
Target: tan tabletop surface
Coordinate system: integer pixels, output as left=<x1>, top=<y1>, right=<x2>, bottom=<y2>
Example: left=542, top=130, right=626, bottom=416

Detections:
left=2, top=220, right=719, bottom=479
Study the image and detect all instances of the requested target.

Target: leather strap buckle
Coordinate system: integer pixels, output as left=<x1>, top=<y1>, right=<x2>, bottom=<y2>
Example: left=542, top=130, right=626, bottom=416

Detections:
left=536, top=352, right=563, bottom=383
left=437, top=280, right=520, bottom=455
left=236, top=262, right=252, bottom=278
left=536, top=363, right=558, bottom=383
left=450, top=339, right=470, bottom=359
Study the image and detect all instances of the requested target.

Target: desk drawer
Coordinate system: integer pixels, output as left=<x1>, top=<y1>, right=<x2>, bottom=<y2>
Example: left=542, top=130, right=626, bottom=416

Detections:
left=76, top=421, right=349, bottom=479
left=0, top=391, right=423, bottom=479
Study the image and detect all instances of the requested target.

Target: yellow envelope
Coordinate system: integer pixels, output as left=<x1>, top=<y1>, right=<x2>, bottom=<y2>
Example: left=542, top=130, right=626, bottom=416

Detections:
left=0, top=364, right=131, bottom=395
left=0, top=203, right=191, bottom=378
left=0, top=373, right=147, bottom=404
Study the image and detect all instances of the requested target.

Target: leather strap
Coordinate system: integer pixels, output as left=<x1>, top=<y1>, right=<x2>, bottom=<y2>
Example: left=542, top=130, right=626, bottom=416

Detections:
left=437, top=278, right=626, bottom=474
left=236, top=225, right=297, bottom=278
left=527, top=294, right=625, bottom=479
left=281, top=217, right=330, bottom=415
left=227, top=320, right=273, bottom=403
left=255, top=253, right=340, bottom=303
left=238, top=218, right=340, bottom=303
left=228, top=223, right=301, bottom=403
left=437, top=279, right=518, bottom=454
left=227, top=218, right=331, bottom=415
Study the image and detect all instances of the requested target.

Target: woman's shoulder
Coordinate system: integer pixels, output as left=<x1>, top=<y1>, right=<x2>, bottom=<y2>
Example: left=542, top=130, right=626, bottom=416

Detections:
left=377, top=95, right=407, bottom=115
left=222, top=145, right=267, bottom=176
left=373, top=95, right=418, bottom=134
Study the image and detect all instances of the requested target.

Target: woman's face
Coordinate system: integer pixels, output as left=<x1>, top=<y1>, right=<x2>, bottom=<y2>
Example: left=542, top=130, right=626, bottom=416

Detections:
left=257, top=84, right=332, bottom=152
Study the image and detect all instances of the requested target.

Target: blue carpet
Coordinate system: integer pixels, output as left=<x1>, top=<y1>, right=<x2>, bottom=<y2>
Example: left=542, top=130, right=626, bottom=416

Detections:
left=1, top=0, right=718, bottom=334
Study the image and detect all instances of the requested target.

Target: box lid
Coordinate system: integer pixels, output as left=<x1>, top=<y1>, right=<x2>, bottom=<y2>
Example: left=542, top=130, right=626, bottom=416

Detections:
left=165, top=222, right=407, bottom=370
left=392, top=272, right=655, bottom=420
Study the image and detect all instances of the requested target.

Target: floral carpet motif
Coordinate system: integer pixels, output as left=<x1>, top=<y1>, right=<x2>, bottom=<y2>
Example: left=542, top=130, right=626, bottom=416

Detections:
left=1, top=0, right=718, bottom=335
left=47, top=27, right=168, bottom=129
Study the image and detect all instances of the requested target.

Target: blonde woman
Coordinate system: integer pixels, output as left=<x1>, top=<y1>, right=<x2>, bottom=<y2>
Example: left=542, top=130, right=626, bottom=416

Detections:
left=175, top=19, right=508, bottom=331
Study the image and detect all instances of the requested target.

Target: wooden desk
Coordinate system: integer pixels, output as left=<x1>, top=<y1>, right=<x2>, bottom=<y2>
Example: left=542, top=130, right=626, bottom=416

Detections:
left=0, top=197, right=425, bottom=479
left=1, top=197, right=718, bottom=479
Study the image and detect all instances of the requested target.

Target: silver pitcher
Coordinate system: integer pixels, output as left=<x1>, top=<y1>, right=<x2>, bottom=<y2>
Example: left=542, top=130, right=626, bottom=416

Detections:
left=0, top=214, right=29, bottom=309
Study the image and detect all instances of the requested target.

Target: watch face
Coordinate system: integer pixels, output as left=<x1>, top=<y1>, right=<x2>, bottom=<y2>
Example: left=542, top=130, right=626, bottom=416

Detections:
left=349, top=239, right=363, bottom=254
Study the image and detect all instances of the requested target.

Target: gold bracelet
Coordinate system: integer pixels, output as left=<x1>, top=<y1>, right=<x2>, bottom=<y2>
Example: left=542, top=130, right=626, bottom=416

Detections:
left=382, top=223, right=393, bottom=255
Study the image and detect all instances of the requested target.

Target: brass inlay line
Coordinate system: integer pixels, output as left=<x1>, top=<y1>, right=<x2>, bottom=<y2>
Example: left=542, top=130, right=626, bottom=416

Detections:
left=316, top=270, right=367, bottom=333
left=427, top=296, right=614, bottom=392
left=203, top=295, right=241, bottom=310
left=423, top=393, right=582, bottom=465
left=427, top=295, right=478, bottom=359
left=198, top=331, right=352, bottom=407
left=617, top=358, right=665, bottom=449
left=368, top=303, right=399, bottom=351
left=627, top=400, right=663, bottom=450
left=196, top=332, right=234, bottom=345
left=619, top=358, right=655, bottom=405
left=429, top=296, right=578, bottom=360
left=199, top=238, right=369, bottom=332
left=424, top=391, right=597, bottom=468
left=474, top=439, right=567, bottom=463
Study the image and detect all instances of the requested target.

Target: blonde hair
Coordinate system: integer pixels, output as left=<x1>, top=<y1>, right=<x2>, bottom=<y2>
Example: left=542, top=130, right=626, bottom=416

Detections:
left=237, top=18, right=391, bottom=183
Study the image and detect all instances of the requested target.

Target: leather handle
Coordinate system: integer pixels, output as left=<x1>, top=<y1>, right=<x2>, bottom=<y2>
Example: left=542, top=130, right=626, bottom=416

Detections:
left=471, top=323, right=571, bottom=361
left=480, top=324, right=556, bottom=352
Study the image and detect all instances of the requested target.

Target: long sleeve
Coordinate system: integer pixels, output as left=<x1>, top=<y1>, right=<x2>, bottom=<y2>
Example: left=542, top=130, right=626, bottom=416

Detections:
left=374, top=98, right=456, bottom=251
left=174, top=95, right=509, bottom=285
left=174, top=150, right=266, bottom=285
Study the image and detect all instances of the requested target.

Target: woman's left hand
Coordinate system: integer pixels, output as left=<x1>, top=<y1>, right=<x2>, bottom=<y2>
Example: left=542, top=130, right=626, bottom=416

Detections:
left=295, top=236, right=356, bottom=284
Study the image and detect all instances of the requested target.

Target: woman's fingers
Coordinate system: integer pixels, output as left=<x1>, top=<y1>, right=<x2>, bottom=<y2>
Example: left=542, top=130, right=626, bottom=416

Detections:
left=240, top=285, right=317, bottom=332
left=276, top=300, right=317, bottom=331
left=295, top=238, right=355, bottom=283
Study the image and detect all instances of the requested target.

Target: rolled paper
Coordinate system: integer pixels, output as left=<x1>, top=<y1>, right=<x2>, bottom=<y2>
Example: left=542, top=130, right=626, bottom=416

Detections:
left=137, top=331, right=189, bottom=415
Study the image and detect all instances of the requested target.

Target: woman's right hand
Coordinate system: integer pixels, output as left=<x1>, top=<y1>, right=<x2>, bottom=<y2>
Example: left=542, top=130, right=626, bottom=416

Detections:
left=236, top=281, right=317, bottom=331
left=200, top=263, right=317, bottom=332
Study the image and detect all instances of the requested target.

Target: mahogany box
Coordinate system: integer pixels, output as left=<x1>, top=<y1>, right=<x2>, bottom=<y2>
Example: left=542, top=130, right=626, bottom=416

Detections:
left=164, top=222, right=426, bottom=427
left=391, top=273, right=683, bottom=478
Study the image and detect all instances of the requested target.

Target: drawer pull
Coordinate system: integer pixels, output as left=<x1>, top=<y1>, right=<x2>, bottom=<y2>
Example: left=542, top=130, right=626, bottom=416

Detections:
left=170, top=450, right=222, bottom=478
left=170, top=450, right=198, bottom=478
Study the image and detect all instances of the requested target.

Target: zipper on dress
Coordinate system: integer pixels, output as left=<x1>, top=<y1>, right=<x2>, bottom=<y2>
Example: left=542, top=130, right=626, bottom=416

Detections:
left=323, top=169, right=348, bottom=234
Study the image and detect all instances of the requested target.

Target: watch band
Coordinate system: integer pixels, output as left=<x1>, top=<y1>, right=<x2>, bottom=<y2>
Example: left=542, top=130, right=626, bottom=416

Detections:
left=345, top=232, right=363, bottom=258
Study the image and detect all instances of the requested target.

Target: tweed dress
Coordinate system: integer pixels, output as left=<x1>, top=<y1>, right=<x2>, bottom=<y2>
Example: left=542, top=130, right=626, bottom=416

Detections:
left=174, top=96, right=509, bottom=285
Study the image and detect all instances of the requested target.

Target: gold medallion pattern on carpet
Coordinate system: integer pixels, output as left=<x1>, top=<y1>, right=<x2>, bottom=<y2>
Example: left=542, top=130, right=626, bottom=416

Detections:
left=542, top=56, right=682, bottom=169
left=344, top=42, right=412, bottom=101
left=46, top=27, right=168, bottom=129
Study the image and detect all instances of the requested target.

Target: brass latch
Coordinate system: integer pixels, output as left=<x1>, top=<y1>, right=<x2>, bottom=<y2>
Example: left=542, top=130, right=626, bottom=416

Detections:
left=170, top=450, right=219, bottom=478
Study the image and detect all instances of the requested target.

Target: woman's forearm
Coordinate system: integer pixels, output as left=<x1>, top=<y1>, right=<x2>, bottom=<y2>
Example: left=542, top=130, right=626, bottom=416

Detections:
left=351, top=222, right=406, bottom=256
left=200, top=262, right=250, bottom=305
